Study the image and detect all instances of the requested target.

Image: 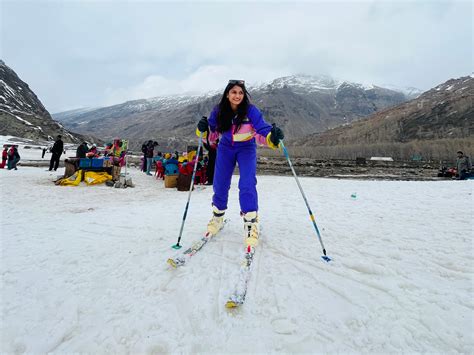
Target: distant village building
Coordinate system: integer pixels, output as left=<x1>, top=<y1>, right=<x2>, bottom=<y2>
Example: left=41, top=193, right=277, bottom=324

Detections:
left=370, top=157, right=394, bottom=162
left=411, top=154, right=423, bottom=161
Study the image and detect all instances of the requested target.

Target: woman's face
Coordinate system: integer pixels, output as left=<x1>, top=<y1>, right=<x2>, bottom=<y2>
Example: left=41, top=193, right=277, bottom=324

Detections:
left=226, top=85, right=244, bottom=109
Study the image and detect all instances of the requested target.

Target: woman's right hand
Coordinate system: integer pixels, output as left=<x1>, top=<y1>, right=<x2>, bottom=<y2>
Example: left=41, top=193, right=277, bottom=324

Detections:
left=197, top=116, right=208, bottom=132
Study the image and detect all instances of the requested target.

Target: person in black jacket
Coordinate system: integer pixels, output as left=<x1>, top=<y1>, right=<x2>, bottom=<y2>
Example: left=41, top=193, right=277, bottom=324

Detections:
left=145, top=140, right=159, bottom=175
left=76, top=142, right=88, bottom=159
left=49, top=135, right=64, bottom=171
left=456, top=151, right=472, bottom=180
left=141, top=141, right=148, bottom=172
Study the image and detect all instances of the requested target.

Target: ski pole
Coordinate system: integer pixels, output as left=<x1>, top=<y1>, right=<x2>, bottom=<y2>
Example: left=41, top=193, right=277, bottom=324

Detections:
left=172, top=134, right=203, bottom=249
left=123, top=140, right=128, bottom=181
left=279, top=140, right=331, bottom=262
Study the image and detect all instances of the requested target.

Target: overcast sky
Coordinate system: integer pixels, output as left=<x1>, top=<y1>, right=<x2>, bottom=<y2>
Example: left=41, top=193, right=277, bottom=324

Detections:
left=1, top=0, right=472, bottom=113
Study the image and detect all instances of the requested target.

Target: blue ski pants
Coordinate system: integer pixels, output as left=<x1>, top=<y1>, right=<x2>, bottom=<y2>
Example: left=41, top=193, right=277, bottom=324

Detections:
left=212, top=142, right=258, bottom=213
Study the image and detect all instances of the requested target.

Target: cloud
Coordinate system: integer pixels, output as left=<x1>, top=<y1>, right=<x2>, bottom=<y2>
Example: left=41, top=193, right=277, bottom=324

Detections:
left=2, top=0, right=472, bottom=113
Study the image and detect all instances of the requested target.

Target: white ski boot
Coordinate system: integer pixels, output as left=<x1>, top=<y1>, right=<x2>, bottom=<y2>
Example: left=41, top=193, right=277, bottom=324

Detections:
left=243, top=211, right=259, bottom=247
left=207, top=206, right=225, bottom=236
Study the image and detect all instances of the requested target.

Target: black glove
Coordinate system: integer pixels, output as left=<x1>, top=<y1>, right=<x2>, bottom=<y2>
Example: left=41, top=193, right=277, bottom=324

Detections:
left=270, top=124, right=284, bottom=146
left=197, top=116, right=208, bottom=132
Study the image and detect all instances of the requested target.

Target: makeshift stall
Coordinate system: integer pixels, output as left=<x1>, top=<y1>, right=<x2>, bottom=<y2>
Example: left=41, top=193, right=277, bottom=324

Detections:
left=78, top=157, right=114, bottom=181
left=56, top=139, right=133, bottom=188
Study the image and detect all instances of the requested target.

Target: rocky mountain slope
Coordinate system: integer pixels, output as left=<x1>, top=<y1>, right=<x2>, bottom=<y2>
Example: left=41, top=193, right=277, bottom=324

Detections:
left=297, top=75, right=473, bottom=146
left=54, top=75, right=413, bottom=149
left=0, top=60, right=89, bottom=143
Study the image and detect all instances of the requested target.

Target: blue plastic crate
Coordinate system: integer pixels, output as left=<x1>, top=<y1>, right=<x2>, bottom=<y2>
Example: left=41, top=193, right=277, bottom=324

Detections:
left=79, top=158, right=91, bottom=168
left=91, top=158, right=104, bottom=168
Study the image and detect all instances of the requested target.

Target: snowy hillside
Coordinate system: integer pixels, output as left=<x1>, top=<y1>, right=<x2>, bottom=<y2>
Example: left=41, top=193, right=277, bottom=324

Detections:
left=1, top=165, right=472, bottom=352
left=0, top=60, right=83, bottom=143
left=300, top=75, right=474, bottom=148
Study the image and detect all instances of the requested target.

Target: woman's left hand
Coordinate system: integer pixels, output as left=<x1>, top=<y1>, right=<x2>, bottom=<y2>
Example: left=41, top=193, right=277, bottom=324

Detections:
left=270, top=125, right=284, bottom=146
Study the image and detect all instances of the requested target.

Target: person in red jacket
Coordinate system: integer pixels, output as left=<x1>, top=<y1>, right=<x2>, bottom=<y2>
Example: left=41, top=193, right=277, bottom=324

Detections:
left=0, top=146, right=7, bottom=168
left=7, top=145, right=20, bottom=170
left=86, top=145, right=99, bottom=158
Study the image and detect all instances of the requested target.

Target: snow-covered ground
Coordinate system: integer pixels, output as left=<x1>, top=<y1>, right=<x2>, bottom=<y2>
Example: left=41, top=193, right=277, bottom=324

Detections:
left=1, top=166, right=473, bottom=353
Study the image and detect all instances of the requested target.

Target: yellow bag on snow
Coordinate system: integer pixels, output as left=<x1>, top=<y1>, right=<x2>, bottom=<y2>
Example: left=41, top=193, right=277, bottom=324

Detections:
left=58, top=170, right=82, bottom=186
left=84, top=171, right=112, bottom=185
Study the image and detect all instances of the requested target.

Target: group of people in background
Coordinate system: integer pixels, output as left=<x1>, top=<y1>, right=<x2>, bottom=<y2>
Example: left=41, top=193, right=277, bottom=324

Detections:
left=76, top=138, right=127, bottom=166
left=1, top=145, right=20, bottom=170
left=140, top=140, right=216, bottom=185
left=141, top=149, right=215, bottom=185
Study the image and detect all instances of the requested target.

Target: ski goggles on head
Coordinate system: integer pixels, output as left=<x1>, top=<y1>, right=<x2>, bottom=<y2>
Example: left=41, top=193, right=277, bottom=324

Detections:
left=228, top=79, right=245, bottom=85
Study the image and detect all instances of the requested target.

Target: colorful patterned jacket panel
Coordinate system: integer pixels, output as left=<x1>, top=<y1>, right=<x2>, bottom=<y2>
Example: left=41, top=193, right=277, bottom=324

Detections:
left=208, top=104, right=272, bottom=146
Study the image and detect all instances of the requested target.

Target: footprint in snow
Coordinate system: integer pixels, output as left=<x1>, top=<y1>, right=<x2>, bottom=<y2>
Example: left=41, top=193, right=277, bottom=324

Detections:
left=271, top=318, right=297, bottom=335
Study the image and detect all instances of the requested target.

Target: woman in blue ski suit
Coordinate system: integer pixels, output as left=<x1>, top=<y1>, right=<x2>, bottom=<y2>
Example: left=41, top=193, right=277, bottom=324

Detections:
left=197, top=79, right=284, bottom=247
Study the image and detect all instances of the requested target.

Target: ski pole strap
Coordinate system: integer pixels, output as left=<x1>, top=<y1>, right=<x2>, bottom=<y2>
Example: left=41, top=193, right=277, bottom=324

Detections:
left=280, top=141, right=327, bottom=255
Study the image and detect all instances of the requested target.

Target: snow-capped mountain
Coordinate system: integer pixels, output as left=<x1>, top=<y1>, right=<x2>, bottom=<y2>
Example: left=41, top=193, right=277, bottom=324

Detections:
left=0, top=60, right=87, bottom=143
left=381, top=84, right=423, bottom=99
left=254, top=74, right=422, bottom=99
left=254, top=74, right=340, bottom=93
left=54, top=74, right=412, bottom=150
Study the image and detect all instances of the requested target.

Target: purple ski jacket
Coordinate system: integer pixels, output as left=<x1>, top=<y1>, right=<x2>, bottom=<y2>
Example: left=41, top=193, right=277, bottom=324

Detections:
left=207, top=104, right=273, bottom=147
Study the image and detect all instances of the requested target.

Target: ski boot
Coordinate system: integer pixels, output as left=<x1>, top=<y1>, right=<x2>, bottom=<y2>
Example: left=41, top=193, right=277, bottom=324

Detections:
left=207, top=206, right=225, bottom=237
left=243, top=211, right=259, bottom=247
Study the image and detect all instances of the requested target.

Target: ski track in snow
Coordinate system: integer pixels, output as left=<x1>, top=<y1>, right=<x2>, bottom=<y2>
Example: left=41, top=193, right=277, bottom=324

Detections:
left=1, top=167, right=473, bottom=353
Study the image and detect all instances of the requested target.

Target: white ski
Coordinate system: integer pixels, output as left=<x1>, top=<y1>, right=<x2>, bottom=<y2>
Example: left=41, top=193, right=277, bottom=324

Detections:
left=225, top=245, right=256, bottom=308
left=167, top=220, right=227, bottom=268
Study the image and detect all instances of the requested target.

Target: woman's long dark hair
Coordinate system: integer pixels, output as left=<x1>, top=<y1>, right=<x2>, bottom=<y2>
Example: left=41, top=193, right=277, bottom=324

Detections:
left=216, top=82, right=250, bottom=133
